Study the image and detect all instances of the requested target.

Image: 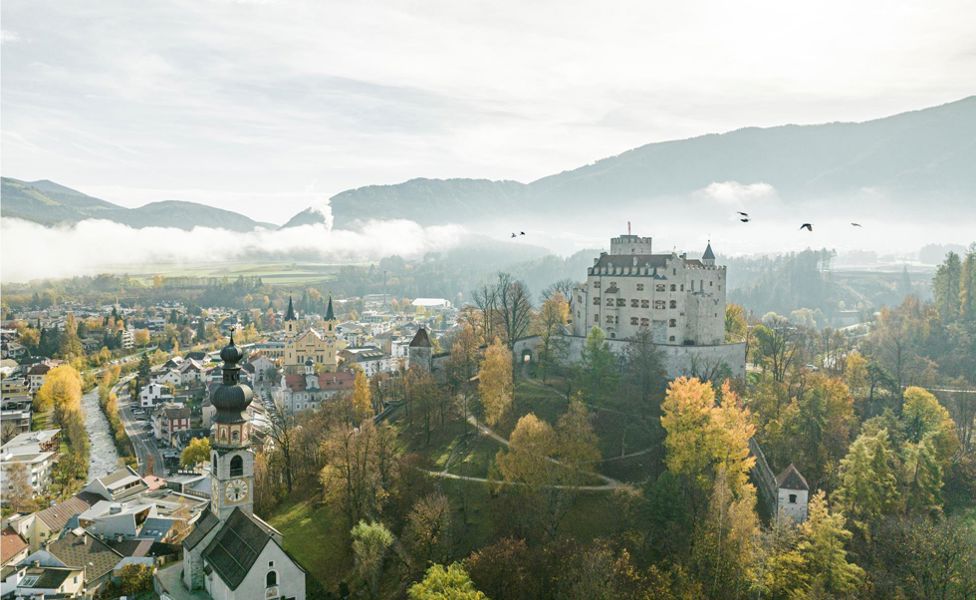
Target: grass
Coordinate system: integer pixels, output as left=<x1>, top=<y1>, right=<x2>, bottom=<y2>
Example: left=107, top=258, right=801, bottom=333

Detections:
left=267, top=494, right=353, bottom=592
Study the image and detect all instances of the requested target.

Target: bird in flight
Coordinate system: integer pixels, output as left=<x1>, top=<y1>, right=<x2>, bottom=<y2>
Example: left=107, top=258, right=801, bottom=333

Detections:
left=800, top=223, right=813, bottom=232
left=736, top=211, right=749, bottom=217
left=519, top=231, right=526, bottom=236
left=510, top=233, right=516, bottom=238
left=739, top=218, right=750, bottom=223
left=851, top=222, right=863, bottom=227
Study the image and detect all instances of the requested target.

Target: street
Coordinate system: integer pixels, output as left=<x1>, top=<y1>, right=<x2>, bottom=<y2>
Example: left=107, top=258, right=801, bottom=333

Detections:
left=114, top=374, right=167, bottom=476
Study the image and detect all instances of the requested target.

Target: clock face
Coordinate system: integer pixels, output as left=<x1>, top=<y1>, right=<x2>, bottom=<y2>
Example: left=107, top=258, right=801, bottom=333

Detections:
left=224, top=478, right=249, bottom=502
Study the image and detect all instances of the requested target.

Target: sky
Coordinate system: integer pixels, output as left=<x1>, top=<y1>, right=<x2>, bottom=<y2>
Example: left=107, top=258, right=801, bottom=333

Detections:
left=3, top=0, right=975, bottom=225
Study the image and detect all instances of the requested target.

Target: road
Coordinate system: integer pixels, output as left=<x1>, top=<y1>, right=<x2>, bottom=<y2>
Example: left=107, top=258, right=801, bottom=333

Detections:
left=114, top=374, right=166, bottom=476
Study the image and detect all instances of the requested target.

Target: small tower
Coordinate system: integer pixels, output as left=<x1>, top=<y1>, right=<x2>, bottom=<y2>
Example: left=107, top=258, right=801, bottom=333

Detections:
left=776, top=463, right=809, bottom=523
left=408, top=327, right=432, bottom=372
left=304, top=359, right=318, bottom=390
left=284, top=296, right=298, bottom=338
left=324, top=295, right=337, bottom=334
left=210, top=335, right=255, bottom=520
left=702, top=240, right=716, bottom=267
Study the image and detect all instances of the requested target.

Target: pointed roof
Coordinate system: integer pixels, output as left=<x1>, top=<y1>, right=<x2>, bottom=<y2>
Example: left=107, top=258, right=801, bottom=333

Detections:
left=702, top=241, right=715, bottom=261
left=325, top=296, right=335, bottom=321
left=775, top=463, right=809, bottom=491
left=409, top=327, right=432, bottom=348
left=284, top=296, right=296, bottom=321
left=202, top=508, right=283, bottom=590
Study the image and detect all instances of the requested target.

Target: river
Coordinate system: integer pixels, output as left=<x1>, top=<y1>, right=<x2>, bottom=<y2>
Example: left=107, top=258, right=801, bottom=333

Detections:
left=81, top=388, right=121, bottom=479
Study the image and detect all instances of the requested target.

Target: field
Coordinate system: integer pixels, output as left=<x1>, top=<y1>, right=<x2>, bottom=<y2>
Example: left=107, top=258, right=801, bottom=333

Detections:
left=126, top=261, right=353, bottom=286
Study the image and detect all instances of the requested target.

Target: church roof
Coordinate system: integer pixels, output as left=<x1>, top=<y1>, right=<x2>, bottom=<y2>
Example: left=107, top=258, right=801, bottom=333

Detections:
left=703, top=242, right=715, bottom=260
left=409, top=327, right=432, bottom=348
left=211, top=336, right=253, bottom=423
left=284, top=296, right=296, bottom=321
left=182, top=505, right=219, bottom=550
left=284, top=371, right=355, bottom=393
left=325, top=296, right=335, bottom=321
left=202, top=508, right=278, bottom=590
left=775, top=463, right=809, bottom=491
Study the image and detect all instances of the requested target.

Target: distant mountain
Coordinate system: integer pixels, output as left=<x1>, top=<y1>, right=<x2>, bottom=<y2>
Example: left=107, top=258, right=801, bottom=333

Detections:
left=1, top=178, right=275, bottom=231
left=279, top=207, right=330, bottom=229
left=317, top=96, right=976, bottom=228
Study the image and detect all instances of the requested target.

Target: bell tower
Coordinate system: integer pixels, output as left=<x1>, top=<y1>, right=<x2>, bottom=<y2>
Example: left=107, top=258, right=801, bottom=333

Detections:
left=284, top=296, right=298, bottom=338
left=210, top=335, right=255, bottom=520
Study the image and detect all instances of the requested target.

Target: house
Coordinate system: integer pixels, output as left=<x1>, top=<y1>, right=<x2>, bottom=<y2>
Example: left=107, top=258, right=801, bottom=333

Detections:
left=0, top=528, right=29, bottom=567
left=4, top=564, right=84, bottom=598
left=339, top=345, right=393, bottom=377
left=179, top=359, right=210, bottom=386
left=48, top=528, right=125, bottom=592
left=776, top=464, right=810, bottom=523
left=83, top=466, right=148, bottom=502
left=272, top=367, right=355, bottom=414
left=16, top=493, right=100, bottom=551
left=408, top=327, right=433, bottom=372
left=0, top=392, right=35, bottom=434
left=77, top=500, right=156, bottom=539
left=155, top=368, right=184, bottom=388
left=0, top=450, right=56, bottom=497
left=140, top=382, right=174, bottom=408
left=153, top=403, right=192, bottom=444
left=248, top=353, right=276, bottom=383
left=26, top=361, right=60, bottom=395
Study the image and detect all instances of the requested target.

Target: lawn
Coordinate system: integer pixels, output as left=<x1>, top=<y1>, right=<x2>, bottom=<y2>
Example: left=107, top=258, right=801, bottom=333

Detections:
left=267, top=495, right=353, bottom=593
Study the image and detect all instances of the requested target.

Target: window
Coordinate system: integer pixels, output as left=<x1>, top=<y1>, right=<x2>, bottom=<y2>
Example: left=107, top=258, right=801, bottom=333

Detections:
left=654, top=301, right=666, bottom=310
left=680, top=284, right=684, bottom=291
left=616, top=298, right=626, bottom=307
left=593, top=297, right=601, bottom=305
left=630, top=317, right=639, bottom=325
left=656, top=284, right=666, bottom=292
left=631, top=299, right=639, bottom=308
left=605, top=298, right=614, bottom=307
left=710, top=280, right=713, bottom=287
left=669, top=300, right=677, bottom=309
left=669, top=335, right=675, bottom=342
left=230, top=455, right=243, bottom=477
left=636, top=283, right=644, bottom=291
left=640, top=318, right=650, bottom=327
left=641, top=300, right=649, bottom=308
left=670, top=284, right=677, bottom=292
left=669, top=319, right=677, bottom=327
left=269, top=561, right=275, bottom=568
left=788, top=494, right=797, bottom=504
left=605, top=315, right=614, bottom=324
left=593, top=281, right=601, bottom=288
left=594, top=315, right=599, bottom=323
left=267, top=570, right=278, bottom=587
left=231, top=430, right=240, bottom=443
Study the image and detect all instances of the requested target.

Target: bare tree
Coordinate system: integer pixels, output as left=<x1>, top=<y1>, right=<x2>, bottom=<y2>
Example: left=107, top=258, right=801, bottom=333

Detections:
left=495, top=272, right=533, bottom=350
left=267, top=399, right=296, bottom=493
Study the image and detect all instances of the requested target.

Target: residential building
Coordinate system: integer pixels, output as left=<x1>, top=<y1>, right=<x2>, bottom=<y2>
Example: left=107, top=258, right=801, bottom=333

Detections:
left=4, top=565, right=84, bottom=598
left=140, top=382, right=175, bottom=408
left=0, top=528, right=29, bottom=567
left=153, top=403, right=192, bottom=444
left=272, top=365, right=355, bottom=414
left=339, top=346, right=393, bottom=377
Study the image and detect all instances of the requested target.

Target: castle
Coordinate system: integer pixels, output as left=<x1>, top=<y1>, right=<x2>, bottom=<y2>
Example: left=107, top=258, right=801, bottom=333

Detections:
left=572, top=233, right=725, bottom=345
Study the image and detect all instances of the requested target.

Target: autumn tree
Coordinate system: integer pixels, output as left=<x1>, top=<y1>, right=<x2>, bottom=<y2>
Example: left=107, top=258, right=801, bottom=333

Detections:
left=478, top=339, right=512, bottom=426
left=408, top=563, right=487, bottom=600
left=59, top=312, right=83, bottom=360
left=352, top=369, right=375, bottom=423
left=794, top=491, right=864, bottom=597
left=834, top=428, right=900, bottom=532
left=725, top=303, right=748, bottom=343
left=575, top=326, right=618, bottom=403
left=405, top=366, right=441, bottom=446
left=320, top=420, right=400, bottom=524
left=751, top=314, right=799, bottom=382
left=3, top=462, right=37, bottom=512
left=118, top=563, right=154, bottom=596
left=351, top=520, right=395, bottom=599
left=180, top=437, right=211, bottom=469
left=535, top=292, right=569, bottom=382
left=405, top=492, right=453, bottom=568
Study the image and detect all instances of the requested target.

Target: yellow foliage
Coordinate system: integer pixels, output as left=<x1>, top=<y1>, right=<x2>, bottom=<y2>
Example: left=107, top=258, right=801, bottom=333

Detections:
left=478, top=338, right=512, bottom=426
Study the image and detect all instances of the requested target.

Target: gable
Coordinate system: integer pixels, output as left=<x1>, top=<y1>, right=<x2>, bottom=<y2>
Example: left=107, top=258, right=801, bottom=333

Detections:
left=202, top=509, right=275, bottom=590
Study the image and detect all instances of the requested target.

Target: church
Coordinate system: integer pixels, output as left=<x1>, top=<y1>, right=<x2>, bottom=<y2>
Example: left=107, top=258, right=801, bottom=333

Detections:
left=282, top=295, right=339, bottom=373
left=155, top=337, right=306, bottom=600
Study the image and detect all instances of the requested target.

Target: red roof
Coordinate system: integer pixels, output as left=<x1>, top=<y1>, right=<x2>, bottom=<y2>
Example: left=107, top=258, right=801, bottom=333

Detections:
left=284, top=371, right=355, bottom=393
left=1, top=528, right=28, bottom=562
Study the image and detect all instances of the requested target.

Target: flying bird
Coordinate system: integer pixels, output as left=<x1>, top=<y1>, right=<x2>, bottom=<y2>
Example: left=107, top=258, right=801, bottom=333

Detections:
left=736, top=211, right=749, bottom=217
left=520, top=231, right=526, bottom=236
left=739, top=218, right=750, bottom=223
left=800, top=223, right=813, bottom=232
left=510, top=233, right=517, bottom=238
left=851, top=222, right=863, bottom=227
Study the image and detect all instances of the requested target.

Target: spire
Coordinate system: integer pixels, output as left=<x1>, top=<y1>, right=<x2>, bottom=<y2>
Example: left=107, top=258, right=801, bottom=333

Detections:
left=325, top=296, right=335, bottom=321
left=285, top=296, right=296, bottom=321
left=703, top=240, right=715, bottom=260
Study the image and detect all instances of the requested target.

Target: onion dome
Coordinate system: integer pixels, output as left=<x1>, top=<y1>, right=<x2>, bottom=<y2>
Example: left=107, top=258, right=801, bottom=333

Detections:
left=212, top=334, right=253, bottom=424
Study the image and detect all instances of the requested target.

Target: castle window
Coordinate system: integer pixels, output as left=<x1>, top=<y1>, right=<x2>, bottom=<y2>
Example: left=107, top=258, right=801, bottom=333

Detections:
left=788, top=494, right=797, bottom=504
left=654, top=301, right=666, bottom=310
left=681, top=284, right=685, bottom=291
left=640, top=318, right=650, bottom=327
left=594, top=315, right=599, bottom=323
left=230, top=455, right=243, bottom=477
left=669, top=335, right=675, bottom=342
left=710, top=280, right=713, bottom=287
left=593, top=297, right=600, bottom=305
left=669, top=319, right=677, bottom=327
left=630, top=317, right=639, bottom=325
left=673, top=269, right=676, bottom=276
left=605, top=315, right=614, bottom=324
left=670, top=284, right=677, bottom=292
left=636, top=284, right=644, bottom=291
left=593, top=281, right=601, bottom=288
left=616, top=298, right=626, bottom=307
left=641, top=300, right=649, bottom=308
left=231, top=430, right=240, bottom=443
left=656, top=284, right=666, bottom=292
left=266, top=570, right=278, bottom=587
left=631, top=299, right=639, bottom=307
left=605, top=298, right=614, bottom=307
left=670, top=300, right=677, bottom=309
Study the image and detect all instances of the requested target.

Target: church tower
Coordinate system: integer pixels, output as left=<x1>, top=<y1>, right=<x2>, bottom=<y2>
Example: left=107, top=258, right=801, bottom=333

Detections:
left=210, top=335, right=254, bottom=520
left=284, top=295, right=298, bottom=339
left=324, top=295, right=337, bottom=336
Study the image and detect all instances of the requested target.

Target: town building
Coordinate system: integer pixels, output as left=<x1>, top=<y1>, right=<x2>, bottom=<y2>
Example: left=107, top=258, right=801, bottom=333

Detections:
left=282, top=296, right=339, bottom=374
left=140, top=382, right=175, bottom=408
left=776, top=463, right=810, bottom=523
left=273, top=364, right=355, bottom=414
left=339, top=346, right=394, bottom=377
left=156, top=337, right=306, bottom=600
left=153, top=403, right=192, bottom=444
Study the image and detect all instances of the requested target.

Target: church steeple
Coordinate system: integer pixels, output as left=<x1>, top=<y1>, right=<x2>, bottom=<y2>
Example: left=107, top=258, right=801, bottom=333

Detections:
left=285, top=296, right=296, bottom=321
left=324, top=296, right=335, bottom=321
left=210, top=335, right=255, bottom=519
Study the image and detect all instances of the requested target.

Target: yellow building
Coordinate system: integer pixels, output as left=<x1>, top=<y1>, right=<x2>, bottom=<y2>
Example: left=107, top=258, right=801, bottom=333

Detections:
left=283, top=296, right=339, bottom=373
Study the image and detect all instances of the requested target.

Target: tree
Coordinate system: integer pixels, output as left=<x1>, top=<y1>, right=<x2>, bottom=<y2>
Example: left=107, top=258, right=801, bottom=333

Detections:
left=59, top=312, right=83, bottom=359
left=409, top=563, right=488, bottom=600
left=466, top=537, right=539, bottom=600
left=478, top=339, right=512, bottom=426
left=495, top=413, right=556, bottom=489
left=934, top=251, right=962, bottom=321
left=351, top=520, right=395, bottom=599
left=3, top=462, right=37, bottom=512
left=901, top=386, right=960, bottom=465
left=554, top=398, right=600, bottom=471
left=118, top=563, right=154, bottom=596
left=267, top=400, right=297, bottom=493
left=725, top=303, right=748, bottom=343
left=576, top=327, right=618, bottom=403
left=792, top=374, right=856, bottom=489
left=352, top=369, right=375, bottom=423
left=834, top=428, right=900, bottom=531
left=405, top=492, right=453, bottom=567
left=137, top=352, right=152, bottom=389
left=535, top=292, right=569, bottom=382
left=320, top=421, right=400, bottom=524
left=180, top=437, right=211, bottom=469
left=133, top=328, right=151, bottom=347
left=751, top=315, right=799, bottom=382
left=795, top=491, right=864, bottom=597
left=494, top=273, right=534, bottom=352
left=405, top=366, right=441, bottom=446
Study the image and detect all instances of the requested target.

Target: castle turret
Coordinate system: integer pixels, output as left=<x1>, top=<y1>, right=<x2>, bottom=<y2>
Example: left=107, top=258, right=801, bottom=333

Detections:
left=702, top=241, right=715, bottom=267
left=408, top=327, right=432, bottom=372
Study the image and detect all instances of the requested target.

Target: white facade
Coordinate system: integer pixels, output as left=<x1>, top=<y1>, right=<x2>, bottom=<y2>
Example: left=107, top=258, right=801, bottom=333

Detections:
left=777, top=487, right=809, bottom=523
left=140, top=382, right=173, bottom=408
left=572, top=234, right=725, bottom=345
left=204, top=538, right=305, bottom=600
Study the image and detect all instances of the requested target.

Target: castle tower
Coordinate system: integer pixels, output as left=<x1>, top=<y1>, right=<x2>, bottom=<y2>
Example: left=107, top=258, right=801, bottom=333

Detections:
left=284, top=296, right=298, bottom=338
left=408, top=327, right=432, bottom=372
left=209, top=335, right=255, bottom=520
left=702, top=241, right=716, bottom=267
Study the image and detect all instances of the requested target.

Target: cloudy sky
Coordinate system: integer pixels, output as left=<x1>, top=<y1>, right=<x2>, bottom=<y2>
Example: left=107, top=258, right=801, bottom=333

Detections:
left=3, top=0, right=975, bottom=224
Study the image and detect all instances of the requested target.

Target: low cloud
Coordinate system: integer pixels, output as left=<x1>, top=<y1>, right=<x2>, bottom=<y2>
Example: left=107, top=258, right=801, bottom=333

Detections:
left=0, top=217, right=465, bottom=282
left=698, top=181, right=778, bottom=205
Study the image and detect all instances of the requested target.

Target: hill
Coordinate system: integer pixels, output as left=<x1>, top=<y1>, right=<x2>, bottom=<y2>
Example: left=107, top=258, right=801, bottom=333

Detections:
left=323, top=96, right=976, bottom=227
left=1, top=177, right=275, bottom=231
